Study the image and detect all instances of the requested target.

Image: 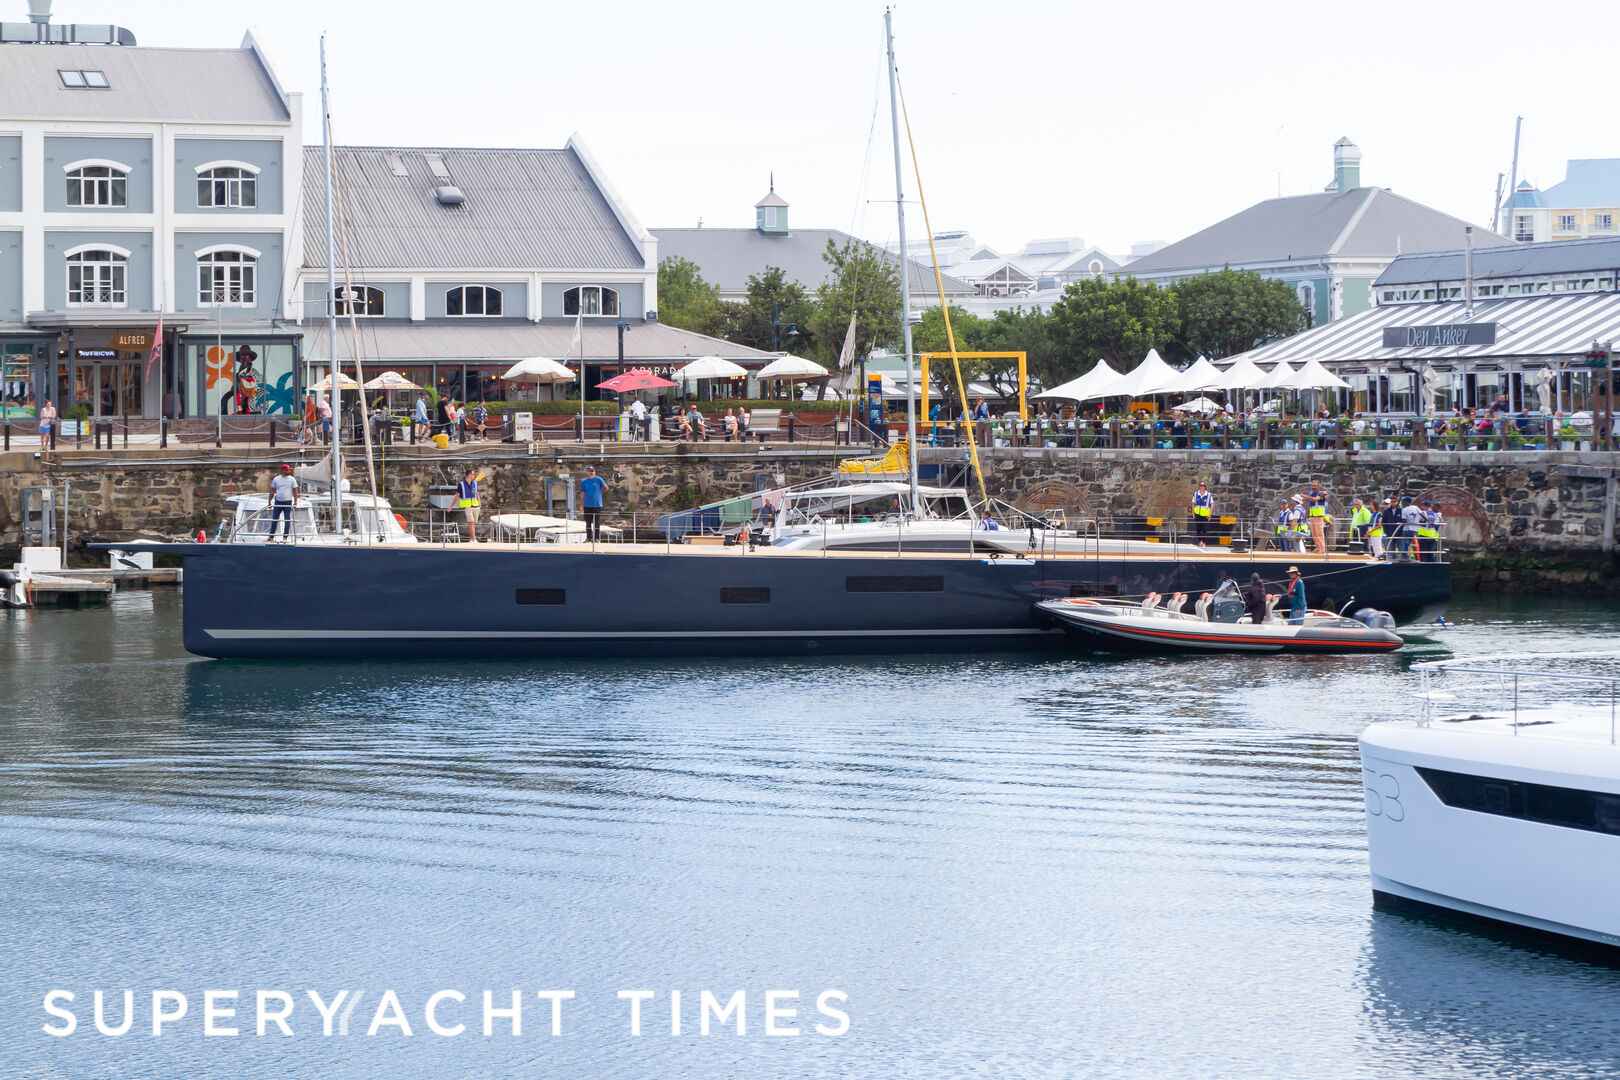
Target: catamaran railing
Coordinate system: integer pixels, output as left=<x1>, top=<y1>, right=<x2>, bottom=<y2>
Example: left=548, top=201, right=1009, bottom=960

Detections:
left=1415, top=654, right=1620, bottom=744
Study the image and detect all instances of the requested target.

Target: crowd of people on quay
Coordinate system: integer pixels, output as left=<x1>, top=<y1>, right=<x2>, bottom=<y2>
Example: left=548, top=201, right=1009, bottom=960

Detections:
left=1181, top=476, right=1445, bottom=561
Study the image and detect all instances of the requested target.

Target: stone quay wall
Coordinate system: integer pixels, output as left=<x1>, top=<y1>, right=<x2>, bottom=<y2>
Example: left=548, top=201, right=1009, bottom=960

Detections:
left=2, top=444, right=1616, bottom=586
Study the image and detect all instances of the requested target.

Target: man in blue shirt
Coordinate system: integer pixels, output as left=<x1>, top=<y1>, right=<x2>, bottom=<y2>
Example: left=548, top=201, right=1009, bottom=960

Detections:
left=580, top=465, right=609, bottom=542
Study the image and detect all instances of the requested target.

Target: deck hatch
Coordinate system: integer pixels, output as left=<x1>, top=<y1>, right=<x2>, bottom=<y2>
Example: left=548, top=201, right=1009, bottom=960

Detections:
left=516, top=588, right=566, bottom=606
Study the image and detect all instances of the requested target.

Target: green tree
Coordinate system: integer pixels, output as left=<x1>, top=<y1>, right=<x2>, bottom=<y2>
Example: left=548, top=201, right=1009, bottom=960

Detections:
left=981, top=306, right=1060, bottom=399
left=1172, top=266, right=1308, bottom=360
left=656, top=256, right=726, bottom=337
left=810, top=239, right=903, bottom=363
left=1046, top=276, right=1180, bottom=372
left=724, top=267, right=814, bottom=353
left=913, top=305, right=1000, bottom=412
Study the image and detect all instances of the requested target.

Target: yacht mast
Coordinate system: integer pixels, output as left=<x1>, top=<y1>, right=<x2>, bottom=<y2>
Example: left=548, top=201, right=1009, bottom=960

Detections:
left=884, top=8, right=920, bottom=511
left=320, top=36, right=342, bottom=519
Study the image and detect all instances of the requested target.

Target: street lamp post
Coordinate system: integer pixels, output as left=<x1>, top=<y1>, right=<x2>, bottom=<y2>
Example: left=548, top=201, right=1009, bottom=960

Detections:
left=771, top=302, right=797, bottom=400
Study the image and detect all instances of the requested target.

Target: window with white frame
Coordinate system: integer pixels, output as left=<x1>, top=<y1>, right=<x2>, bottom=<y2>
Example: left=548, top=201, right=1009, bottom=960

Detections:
left=1595, top=213, right=1615, bottom=232
left=1088, top=259, right=1103, bottom=275
left=65, top=248, right=127, bottom=306
left=197, top=164, right=258, bottom=208
left=562, top=285, right=618, bottom=317
left=1556, top=214, right=1578, bottom=232
left=1514, top=215, right=1534, bottom=242
left=1297, top=282, right=1314, bottom=313
left=446, top=285, right=502, bottom=316
left=331, top=285, right=384, bottom=317
left=197, top=249, right=257, bottom=306
left=66, top=164, right=128, bottom=207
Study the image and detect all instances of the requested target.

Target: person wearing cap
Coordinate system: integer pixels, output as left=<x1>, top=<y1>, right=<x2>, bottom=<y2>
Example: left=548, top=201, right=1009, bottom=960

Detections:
left=1305, top=479, right=1329, bottom=554
left=1284, top=565, right=1307, bottom=625
left=1378, top=498, right=1403, bottom=560
left=580, top=465, right=609, bottom=542
left=1241, top=571, right=1268, bottom=624
left=1189, top=481, right=1215, bottom=547
left=268, top=463, right=298, bottom=541
left=457, top=467, right=481, bottom=542
left=1397, top=496, right=1425, bottom=561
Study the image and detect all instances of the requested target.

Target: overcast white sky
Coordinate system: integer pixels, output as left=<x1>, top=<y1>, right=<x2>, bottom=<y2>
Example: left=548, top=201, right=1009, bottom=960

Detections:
left=39, top=0, right=1615, bottom=257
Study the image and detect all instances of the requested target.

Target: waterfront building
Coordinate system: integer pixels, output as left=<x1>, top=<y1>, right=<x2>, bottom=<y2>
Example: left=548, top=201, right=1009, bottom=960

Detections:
left=1501, top=160, right=1620, bottom=244
left=653, top=183, right=977, bottom=311
left=0, top=5, right=304, bottom=421
left=294, top=143, right=776, bottom=405
left=1123, top=139, right=1512, bottom=325
left=1216, top=235, right=1620, bottom=414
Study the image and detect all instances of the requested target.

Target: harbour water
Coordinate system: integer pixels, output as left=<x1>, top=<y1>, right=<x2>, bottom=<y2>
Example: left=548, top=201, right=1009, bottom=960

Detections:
left=2, top=591, right=1619, bottom=1079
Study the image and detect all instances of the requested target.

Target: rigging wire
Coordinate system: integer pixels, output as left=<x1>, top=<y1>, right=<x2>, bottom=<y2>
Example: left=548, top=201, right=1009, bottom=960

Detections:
left=895, top=72, right=989, bottom=505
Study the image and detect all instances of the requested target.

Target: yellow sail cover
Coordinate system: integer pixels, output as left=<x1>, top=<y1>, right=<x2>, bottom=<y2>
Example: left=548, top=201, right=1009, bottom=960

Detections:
left=838, top=439, right=911, bottom=475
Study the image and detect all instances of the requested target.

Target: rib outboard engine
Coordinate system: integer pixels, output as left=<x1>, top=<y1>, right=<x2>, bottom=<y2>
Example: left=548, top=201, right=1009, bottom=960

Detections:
left=0, top=567, right=26, bottom=610
left=1208, top=578, right=1245, bottom=623
left=1353, top=607, right=1396, bottom=631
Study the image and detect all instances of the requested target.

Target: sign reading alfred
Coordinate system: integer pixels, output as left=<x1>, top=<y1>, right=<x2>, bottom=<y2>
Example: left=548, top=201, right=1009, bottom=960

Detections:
left=1382, top=322, right=1498, bottom=348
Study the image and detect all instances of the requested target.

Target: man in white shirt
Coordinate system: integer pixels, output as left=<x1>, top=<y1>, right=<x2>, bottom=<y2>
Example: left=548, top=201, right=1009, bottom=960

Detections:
left=268, top=463, right=298, bottom=541
left=628, top=397, right=648, bottom=440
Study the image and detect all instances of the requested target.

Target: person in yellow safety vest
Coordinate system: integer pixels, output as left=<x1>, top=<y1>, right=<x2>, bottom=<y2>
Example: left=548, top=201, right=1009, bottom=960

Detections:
left=457, top=467, right=481, bottom=543
left=1416, top=499, right=1442, bottom=561
left=1190, top=481, right=1215, bottom=546
left=1274, top=500, right=1296, bottom=551
left=1366, top=511, right=1385, bottom=559
left=1348, top=498, right=1373, bottom=550
left=1304, top=479, right=1329, bottom=554
left=1284, top=496, right=1309, bottom=553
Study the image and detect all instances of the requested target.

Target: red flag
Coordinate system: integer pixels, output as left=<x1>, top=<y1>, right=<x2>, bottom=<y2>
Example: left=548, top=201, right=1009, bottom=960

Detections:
left=146, top=312, right=163, bottom=379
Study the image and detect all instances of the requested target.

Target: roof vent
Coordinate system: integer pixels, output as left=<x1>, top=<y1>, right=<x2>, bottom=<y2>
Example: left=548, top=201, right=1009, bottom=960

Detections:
left=433, top=185, right=465, bottom=207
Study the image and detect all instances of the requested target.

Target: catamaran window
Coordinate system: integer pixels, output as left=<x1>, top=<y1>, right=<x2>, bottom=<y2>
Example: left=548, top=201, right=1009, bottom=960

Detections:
left=845, top=575, right=944, bottom=593
left=65, top=249, right=127, bottom=307
left=515, top=588, right=566, bottom=605
left=197, top=250, right=257, bottom=306
left=720, top=587, right=770, bottom=604
left=66, top=164, right=128, bottom=207
left=1416, top=766, right=1620, bottom=836
left=332, top=285, right=384, bottom=317
left=563, top=286, right=618, bottom=317
left=447, top=285, right=502, bottom=317
left=197, top=165, right=258, bottom=208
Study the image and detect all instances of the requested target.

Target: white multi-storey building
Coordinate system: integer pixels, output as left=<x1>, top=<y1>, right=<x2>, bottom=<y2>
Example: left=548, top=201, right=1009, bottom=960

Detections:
left=0, top=4, right=303, bottom=421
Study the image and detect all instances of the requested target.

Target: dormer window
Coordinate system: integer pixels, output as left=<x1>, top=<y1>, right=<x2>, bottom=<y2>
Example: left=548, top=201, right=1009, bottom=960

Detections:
left=447, top=285, right=501, bottom=317
left=196, top=162, right=259, bottom=208
left=563, top=286, right=618, bottom=317
left=65, top=162, right=129, bottom=207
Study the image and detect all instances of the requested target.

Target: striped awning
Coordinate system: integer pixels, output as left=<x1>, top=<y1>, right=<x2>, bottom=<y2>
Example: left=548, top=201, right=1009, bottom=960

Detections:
left=1221, top=292, right=1620, bottom=371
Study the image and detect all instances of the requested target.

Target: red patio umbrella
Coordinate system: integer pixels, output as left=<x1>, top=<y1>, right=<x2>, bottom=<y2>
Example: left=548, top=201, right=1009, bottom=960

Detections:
left=596, top=369, right=677, bottom=392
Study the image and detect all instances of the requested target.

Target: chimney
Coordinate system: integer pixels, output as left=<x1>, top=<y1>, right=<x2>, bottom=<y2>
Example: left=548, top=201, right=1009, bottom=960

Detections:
left=1333, top=137, right=1361, bottom=195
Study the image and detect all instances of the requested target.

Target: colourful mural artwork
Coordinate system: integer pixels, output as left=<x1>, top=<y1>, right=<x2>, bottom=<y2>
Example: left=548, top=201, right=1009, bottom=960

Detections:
left=205, top=345, right=234, bottom=392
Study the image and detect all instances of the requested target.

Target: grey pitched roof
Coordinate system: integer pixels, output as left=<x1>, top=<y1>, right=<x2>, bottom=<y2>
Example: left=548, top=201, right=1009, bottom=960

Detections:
left=652, top=227, right=975, bottom=297
left=0, top=45, right=288, bottom=122
left=302, top=319, right=779, bottom=366
left=1123, top=187, right=1510, bottom=275
left=305, top=146, right=647, bottom=271
left=1376, top=235, right=1620, bottom=286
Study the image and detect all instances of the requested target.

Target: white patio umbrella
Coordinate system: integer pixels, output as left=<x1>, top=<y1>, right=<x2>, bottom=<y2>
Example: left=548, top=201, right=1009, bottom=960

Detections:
left=362, top=370, right=422, bottom=391
left=1535, top=366, right=1555, bottom=412
left=1252, top=361, right=1297, bottom=391
left=757, top=355, right=829, bottom=381
left=1282, top=359, right=1350, bottom=390
left=1100, top=348, right=1181, bottom=398
left=500, top=356, right=575, bottom=383
left=677, top=355, right=749, bottom=380
left=1219, top=356, right=1267, bottom=390
left=309, top=372, right=360, bottom=391
left=1035, top=359, right=1120, bottom=402
left=1172, top=396, right=1223, bottom=414
left=1164, top=355, right=1225, bottom=393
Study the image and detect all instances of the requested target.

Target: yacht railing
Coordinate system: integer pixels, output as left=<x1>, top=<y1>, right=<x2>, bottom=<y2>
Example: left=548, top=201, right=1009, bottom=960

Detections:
left=1415, top=653, right=1620, bottom=744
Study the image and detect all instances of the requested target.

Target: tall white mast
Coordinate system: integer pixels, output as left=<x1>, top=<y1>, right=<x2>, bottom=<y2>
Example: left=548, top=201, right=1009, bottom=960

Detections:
left=885, top=8, right=920, bottom=510
left=320, top=36, right=341, bottom=518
